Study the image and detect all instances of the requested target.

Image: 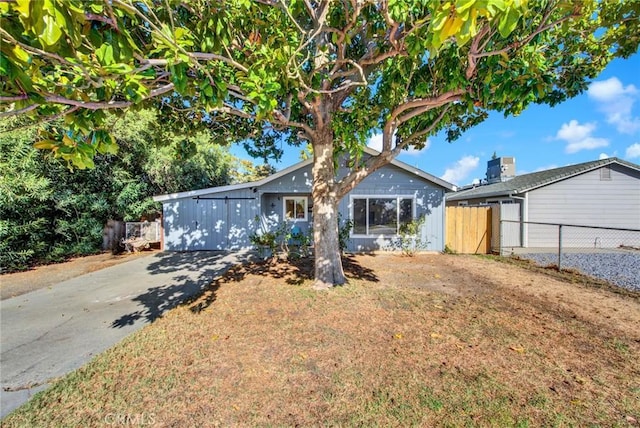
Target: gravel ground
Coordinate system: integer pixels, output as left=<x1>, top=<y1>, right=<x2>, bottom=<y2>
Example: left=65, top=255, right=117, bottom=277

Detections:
left=520, top=252, right=640, bottom=291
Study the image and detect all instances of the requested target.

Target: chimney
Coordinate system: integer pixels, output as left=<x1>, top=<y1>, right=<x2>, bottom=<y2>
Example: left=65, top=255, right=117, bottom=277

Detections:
left=486, top=157, right=515, bottom=184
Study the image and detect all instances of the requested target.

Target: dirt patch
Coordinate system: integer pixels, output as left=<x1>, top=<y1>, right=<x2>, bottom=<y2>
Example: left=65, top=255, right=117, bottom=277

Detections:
left=0, top=250, right=159, bottom=300
left=3, top=253, right=640, bottom=426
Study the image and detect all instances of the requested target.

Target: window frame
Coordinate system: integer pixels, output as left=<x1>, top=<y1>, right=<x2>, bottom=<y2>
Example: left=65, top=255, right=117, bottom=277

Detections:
left=350, top=195, right=416, bottom=237
left=283, top=196, right=308, bottom=222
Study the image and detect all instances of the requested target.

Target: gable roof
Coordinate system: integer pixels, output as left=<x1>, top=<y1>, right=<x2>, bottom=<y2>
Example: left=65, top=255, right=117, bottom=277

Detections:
left=373, top=148, right=456, bottom=192
left=448, top=157, right=640, bottom=201
left=153, top=147, right=456, bottom=202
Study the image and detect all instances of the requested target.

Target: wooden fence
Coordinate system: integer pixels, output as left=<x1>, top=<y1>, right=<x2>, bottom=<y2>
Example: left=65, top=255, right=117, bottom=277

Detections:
left=445, top=206, right=492, bottom=254
left=102, top=219, right=125, bottom=253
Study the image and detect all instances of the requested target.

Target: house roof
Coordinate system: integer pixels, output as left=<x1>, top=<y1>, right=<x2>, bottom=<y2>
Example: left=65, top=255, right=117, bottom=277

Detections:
left=447, top=157, right=640, bottom=201
left=153, top=147, right=456, bottom=202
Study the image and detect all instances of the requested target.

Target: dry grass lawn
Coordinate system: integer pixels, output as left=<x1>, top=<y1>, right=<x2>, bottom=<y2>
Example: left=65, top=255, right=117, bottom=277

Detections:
left=3, top=253, right=639, bottom=427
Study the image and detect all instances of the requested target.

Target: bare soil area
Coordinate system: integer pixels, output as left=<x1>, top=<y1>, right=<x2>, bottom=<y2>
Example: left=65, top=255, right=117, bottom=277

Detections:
left=3, top=253, right=640, bottom=426
left=0, top=250, right=158, bottom=300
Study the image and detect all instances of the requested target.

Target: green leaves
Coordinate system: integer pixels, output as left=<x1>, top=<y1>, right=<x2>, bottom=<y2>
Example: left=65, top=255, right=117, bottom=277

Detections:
left=497, top=5, right=522, bottom=38
left=40, top=12, right=63, bottom=46
left=0, top=0, right=637, bottom=183
left=428, top=0, right=527, bottom=52
left=95, top=43, right=115, bottom=66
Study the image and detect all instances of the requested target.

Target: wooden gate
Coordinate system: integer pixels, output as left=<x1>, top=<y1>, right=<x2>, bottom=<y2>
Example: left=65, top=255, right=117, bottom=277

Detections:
left=445, top=206, right=492, bottom=254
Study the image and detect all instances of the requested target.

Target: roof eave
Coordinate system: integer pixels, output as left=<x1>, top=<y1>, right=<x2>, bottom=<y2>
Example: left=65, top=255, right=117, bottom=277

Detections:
left=153, top=158, right=314, bottom=202
left=154, top=148, right=460, bottom=202
left=363, top=147, right=457, bottom=191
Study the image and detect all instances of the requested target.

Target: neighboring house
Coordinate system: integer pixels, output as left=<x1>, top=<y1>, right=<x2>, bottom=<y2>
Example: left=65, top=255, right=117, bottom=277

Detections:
left=447, top=157, right=640, bottom=248
left=153, top=148, right=456, bottom=252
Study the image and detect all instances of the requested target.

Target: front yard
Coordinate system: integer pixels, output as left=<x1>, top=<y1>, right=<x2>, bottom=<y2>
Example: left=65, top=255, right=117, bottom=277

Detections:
left=3, top=253, right=639, bottom=426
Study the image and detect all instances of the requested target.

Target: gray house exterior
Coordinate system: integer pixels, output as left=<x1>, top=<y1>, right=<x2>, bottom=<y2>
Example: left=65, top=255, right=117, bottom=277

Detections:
left=447, top=157, right=640, bottom=248
left=153, top=149, right=456, bottom=252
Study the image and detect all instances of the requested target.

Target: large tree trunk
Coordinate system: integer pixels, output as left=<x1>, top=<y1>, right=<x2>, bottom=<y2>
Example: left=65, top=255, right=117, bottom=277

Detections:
left=311, top=129, right=346, bottom=289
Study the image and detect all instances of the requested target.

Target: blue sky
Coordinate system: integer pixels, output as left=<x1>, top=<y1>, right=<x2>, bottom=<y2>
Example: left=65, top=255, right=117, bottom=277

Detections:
left=231, top=52, right=640, bottom=186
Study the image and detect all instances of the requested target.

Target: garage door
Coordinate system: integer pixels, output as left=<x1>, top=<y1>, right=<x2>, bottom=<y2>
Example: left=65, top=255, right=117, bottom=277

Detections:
left=196, top=199, right=227, bottom=250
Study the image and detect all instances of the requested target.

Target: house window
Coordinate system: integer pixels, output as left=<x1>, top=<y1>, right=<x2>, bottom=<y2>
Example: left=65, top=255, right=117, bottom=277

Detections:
left=284, top=197, right=308, bottom=221
left=352, top=196, right=414, bottom=236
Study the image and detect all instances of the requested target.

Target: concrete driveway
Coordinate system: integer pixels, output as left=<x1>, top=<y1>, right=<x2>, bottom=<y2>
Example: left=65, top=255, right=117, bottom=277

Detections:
left=1, top=250, right=253, bottom=419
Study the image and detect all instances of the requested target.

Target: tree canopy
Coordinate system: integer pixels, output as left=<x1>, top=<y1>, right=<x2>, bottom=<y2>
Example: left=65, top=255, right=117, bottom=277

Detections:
left=1, top=0, right=638, bottom=287
left=0, top=111, right=244, bottom=272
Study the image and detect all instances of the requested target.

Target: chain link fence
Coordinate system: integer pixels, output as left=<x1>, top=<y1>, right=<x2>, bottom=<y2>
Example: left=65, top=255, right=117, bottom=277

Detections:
left=499, top=220, right=640, bottom=291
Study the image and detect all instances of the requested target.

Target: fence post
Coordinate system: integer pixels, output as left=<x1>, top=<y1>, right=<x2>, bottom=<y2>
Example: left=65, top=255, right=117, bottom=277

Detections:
left=499, top=219, right=503, bottom=256
left=557, top=224, right=563, bottom=271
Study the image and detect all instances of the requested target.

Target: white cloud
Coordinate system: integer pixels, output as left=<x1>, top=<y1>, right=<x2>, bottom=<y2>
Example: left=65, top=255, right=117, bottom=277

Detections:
left=555, top=120, right=609, bottom=154
left=367, top=133, right=430, bottom=156
left=441, top=155, right=480, bottom=185
left=588, top=77, right=640, bottom=134
left=625, top=143, right=640, bottom=159
left=556, top=120, right=595, bottom=141
left=566, top=138, right=610, bottom=154
left=599, top=153, right=610, bottom=160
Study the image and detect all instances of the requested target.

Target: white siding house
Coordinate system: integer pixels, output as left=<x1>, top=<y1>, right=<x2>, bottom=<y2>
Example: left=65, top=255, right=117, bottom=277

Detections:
left=448, top=157, right=640, bottom=249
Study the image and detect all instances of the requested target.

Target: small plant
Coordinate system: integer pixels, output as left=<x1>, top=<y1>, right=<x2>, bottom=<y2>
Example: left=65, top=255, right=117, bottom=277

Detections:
left=338, top=213, right=354, bottom=253
left=251, top=221, right=313, bottom=260
left=398, top=216, right=427, bottom=256
left=249, top=231, right=278, bottom=258
left=281, top=223, right=313, bottom=259
left=443, top=244, right=457, bottom=254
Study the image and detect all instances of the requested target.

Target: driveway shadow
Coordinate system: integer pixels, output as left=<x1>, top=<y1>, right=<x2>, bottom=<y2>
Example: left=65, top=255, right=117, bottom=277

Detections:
left=110, top=251, right=255, bottom=328
left=110, top=252, right=378, bottom=328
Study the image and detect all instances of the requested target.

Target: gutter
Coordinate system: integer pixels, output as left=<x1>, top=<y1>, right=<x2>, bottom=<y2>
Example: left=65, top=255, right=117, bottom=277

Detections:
left=508, top=193, right=528, bottom=247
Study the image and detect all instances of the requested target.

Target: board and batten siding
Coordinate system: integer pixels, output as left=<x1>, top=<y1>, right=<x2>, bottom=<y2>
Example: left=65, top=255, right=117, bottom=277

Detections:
left=257, top=164, right=314, bottom=236
left=526, top=165, right=640, bottom=248
left=163, top=188, right=259, bottom=251
left=338, top=164, right=446, bottom=252
left=160, top=161, right=449, bottom=252
left=259, top=164, right=314, bottom=193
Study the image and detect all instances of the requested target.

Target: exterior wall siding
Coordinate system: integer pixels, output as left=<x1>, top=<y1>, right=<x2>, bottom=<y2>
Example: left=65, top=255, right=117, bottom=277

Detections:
left=259, top=164, right=313, bottom=193
left=527, top=165, right=640, bottom=247
left=161, top=162, right=448, bottom=252
left=163, top=188, right=259, bottom=251
left=338, top=164, right=446, bottom=252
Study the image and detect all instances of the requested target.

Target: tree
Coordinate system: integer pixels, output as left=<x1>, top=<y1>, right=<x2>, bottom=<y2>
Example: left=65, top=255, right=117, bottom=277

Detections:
left=0, top=111, right=239, bottom=271
left=0, top=118, right=54, bottom=270
left=1, top=1, right=638, bottom=288
left=231, top=160, right=277, bottom=183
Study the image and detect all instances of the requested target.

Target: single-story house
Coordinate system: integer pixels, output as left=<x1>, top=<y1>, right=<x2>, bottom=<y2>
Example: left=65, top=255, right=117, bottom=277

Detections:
left=447, top=157, right=640, bottom=248
left=153, top=148, right=456, bottom=252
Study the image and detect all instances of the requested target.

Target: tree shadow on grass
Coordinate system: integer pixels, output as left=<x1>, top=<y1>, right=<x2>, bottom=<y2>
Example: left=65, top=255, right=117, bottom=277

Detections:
left=110, top=251, right=379, bottom=328
left=188, top=254, right=378, bottom=313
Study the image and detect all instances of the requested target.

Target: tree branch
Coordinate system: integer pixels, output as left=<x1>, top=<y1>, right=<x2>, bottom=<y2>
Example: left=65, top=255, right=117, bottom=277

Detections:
left=0, top=103, right=39, bottom=118
left=0, top=106, right=81, bottom=133
left=388, top=90, right=466, bottom=127
left=0, top=28, right=78, bottom=68
left=1, top=83, right=175, bottom=116
left=470, top=7, right=574, bottom=62
left=394, top=105, right=450, bottom=151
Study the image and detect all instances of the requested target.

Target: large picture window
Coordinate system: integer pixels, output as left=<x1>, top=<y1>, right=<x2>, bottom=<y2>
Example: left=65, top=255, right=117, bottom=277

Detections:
left=284, top=197, right=308, bottom=221
left=352, top=196, right=414, bottom=236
